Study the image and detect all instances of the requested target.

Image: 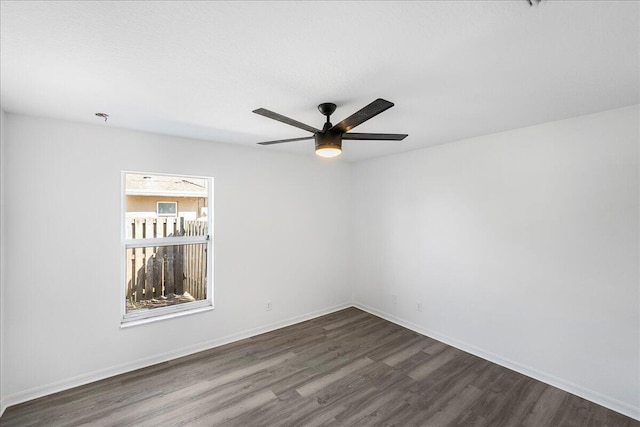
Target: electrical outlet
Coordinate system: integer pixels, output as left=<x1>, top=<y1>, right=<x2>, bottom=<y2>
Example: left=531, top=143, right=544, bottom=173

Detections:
left=391, top=294, right=398, bottom=305
left=417, top=301, right=423, bottom=312
left=266, top=301, right=272, bottom=311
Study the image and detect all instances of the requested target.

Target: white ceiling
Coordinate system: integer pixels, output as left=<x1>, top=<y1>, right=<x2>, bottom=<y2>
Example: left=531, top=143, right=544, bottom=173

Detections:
left=1, top=1, right=638, bottom=162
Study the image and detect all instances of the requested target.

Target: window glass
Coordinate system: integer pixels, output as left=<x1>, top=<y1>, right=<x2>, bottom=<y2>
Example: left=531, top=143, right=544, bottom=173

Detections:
left=157, top=201, right=178, bottom=217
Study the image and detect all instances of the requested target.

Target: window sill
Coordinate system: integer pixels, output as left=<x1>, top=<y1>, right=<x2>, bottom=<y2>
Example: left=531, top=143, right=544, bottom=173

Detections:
left=120, top=304, right=214, bottom=328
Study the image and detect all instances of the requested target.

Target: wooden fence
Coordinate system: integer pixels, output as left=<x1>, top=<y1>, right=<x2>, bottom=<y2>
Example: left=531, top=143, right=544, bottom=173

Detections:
left=126, top=217, right=208, bottom=305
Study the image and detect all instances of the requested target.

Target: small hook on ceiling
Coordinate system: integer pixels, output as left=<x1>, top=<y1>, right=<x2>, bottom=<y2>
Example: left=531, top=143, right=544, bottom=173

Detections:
left=95, top=112, right=109, bottom=122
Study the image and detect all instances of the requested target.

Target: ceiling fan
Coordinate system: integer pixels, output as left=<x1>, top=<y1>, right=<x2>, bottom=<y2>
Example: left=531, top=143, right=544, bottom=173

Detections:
left=253, top=98, right=408, bottom=158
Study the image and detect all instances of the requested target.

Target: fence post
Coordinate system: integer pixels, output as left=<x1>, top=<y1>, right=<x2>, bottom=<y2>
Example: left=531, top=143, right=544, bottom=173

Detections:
left=126, top=217, right=134, bottom=302
left=134, top=218, right=145, bottom=301
left=175, top=217, right=185, bottom=295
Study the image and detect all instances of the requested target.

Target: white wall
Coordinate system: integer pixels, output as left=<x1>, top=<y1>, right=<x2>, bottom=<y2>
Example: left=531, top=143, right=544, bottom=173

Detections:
left=352, top=105, right=639, bottom=418
left=1, top=106, right=638, bottom=419
left=0, top=114, right=352, bottom=408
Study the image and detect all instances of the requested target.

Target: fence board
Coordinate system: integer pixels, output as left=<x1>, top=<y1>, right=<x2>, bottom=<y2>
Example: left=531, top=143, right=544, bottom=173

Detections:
left=144, top=218, right=155, bottom=298
left=126, top=218, right=134, bottom=302
left=174, top=218, right=185, bottom=295
left=134, top=218, right=145, bottom=301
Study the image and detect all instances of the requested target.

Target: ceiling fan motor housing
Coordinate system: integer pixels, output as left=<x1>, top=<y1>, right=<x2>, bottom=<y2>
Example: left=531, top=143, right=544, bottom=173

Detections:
left=315, top=130, right=342, bottom=151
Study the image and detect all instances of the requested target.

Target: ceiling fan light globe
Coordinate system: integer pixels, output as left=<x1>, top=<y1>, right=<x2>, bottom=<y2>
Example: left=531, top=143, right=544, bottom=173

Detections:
left=315, top=147, right=342, bottom=158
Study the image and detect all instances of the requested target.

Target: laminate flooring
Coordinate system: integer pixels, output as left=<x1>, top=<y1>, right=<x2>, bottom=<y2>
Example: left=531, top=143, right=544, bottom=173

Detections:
left=1, top=307, right=637, bottom=426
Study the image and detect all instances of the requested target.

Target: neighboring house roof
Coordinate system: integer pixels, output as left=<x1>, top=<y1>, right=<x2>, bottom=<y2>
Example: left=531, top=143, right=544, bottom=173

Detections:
left=125, top=174, right=207, bottom=197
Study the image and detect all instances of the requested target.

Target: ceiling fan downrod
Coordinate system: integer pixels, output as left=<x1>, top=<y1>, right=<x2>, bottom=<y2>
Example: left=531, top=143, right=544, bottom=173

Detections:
left=318, top=102, right=337, bottom=131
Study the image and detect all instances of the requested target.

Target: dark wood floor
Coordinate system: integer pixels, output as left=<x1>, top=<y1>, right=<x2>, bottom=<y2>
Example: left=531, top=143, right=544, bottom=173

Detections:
left=1, top=307, right=637, bottom=426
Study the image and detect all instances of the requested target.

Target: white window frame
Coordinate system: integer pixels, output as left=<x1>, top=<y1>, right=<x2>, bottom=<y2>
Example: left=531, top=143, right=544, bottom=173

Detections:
left=121, top=171, right=214, bottom=327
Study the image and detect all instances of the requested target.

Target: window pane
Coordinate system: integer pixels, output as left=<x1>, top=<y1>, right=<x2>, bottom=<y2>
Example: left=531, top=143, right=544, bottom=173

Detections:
left=125, top=243, right=208, bottom=313
left=125, top=173, right=208, bottom=239
left=157, top=201, right=177, bottom=217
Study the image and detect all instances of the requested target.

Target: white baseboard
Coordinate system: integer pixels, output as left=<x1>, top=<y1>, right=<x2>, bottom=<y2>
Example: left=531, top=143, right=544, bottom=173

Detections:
left=353, top=302, right=640, bottom=422
left=0, top=302, right=352, bottom=416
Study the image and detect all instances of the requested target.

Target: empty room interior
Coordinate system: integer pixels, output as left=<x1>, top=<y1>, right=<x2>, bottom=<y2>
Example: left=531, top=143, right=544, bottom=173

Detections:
left=0, top=1, right=638, bottom=426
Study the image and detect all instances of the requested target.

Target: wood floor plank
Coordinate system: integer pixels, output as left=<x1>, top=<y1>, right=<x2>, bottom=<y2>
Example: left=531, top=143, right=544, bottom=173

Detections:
left=400, top=359, right=486, bottom=425
left=491, top=378, right=549, bottom=427
left=407, top=346, right=463, bottom=381
left=350, top=395, right=412, bottom=426
left=334, top=388, right=403, bottom=425
left=423, top=384, right=484, bottom=426
left=382, top=336, right=431, bottom=367
left=296, top=357, right=374, bottom=397
left=322, top=311, right=370, bottom=330
left=1, top=306, right=637, bottom=427
left=521, top=385, right=568, bottom=426
left=457, top=368, right=528, bottom=425
left=184, top=389, right=278, bottom=425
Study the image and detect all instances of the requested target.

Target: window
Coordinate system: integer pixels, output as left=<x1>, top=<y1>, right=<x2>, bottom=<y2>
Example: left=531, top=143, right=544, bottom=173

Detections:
left=122, top=172, right=213, bottom=326
left=157, top=201, right=178, bottom=217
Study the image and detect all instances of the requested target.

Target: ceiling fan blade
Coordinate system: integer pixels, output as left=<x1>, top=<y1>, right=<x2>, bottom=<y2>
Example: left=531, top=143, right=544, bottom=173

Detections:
left=257, top=136, right=314, bottom=145
left=330, top=98, right=395, bottom=133
left=342, top=133, right=408, bottom=141
left=253, top=108, right=320, bottom=134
